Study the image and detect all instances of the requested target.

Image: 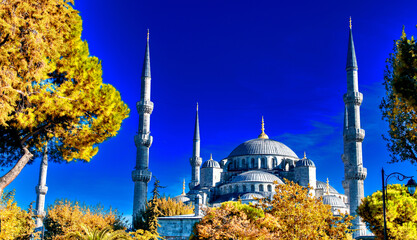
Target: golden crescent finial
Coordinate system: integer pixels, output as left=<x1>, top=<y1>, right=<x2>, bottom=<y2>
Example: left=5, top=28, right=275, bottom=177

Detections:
left=304, top=151, right=306, bottom=159
left=147, top=29, right=150, bottom=40
left=258, top=116, right=269, bottom=139
left=182, top=179, right=186, bottom=195
left=210, top=153, right=213, bottom=160
left=326, top=178, right=330, bottom=195
left=349, top=17, right=352, bottom=29
left=196, top=102, right=198, bottom=111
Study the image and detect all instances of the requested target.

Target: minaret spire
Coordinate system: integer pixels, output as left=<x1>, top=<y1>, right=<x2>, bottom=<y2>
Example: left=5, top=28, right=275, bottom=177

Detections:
left=342, top=20, right=367, bottom=237
left=133, top=30, right=154, bottom=221
left=190, top=103, right=202, bottom=189
left=35, top=143, right=49, bottom=229
left=258, top=116, right=269, bottom=139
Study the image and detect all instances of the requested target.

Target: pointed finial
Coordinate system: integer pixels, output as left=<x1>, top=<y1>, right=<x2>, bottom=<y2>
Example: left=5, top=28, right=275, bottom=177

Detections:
left=182, top=179, right=186, bottom=195
left=304, top=151, right=306, bottom=159
left=349, top=17, right=352, bottom=29
left=326, top=178, right=330, bottom=195
left=210, top=153, right=213, bottom=160
left=258, top=116, right=269, bottom=139
left=196, top=102, right=199, bottom=111
left=147, top=29, right=150, bottom=40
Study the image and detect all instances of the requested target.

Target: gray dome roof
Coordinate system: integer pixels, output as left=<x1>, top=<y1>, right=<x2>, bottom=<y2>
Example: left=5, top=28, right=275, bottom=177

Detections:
left=173, top=194, right=190, bottom=203
left=231, top=171, right=284, bottom=184
left=202, top=159, right=220, bottom=168
left=240, top=193, right=264, bottom=200
left=322, top=195, right=346, bottom=208
left=228, top=138, right=298, bottom=158
left=316, top=181, right=338, bottom=194
left=296, top=158, right=315, bottom=167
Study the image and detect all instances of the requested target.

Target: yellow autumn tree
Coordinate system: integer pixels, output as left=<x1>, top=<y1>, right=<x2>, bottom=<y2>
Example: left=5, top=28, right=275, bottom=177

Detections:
left=43, top=200, right=125, bottom=240
left=0, top=0, right=129, bottom=195
left=191, top=180, right=354, bottom=240
left=156, top=197, right=194, bottom=216
left=358, top=184, right=417, bottom=240
left=0, top=190, right=36, bottom=240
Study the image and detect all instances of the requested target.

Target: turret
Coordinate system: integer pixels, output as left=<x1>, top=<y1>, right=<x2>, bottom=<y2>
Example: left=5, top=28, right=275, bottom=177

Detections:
left=342, top=18, right=367, bottom=237
left=295, top=152, right=316, bottom=197
left=133, top=30, right=154, bottom=220
left=189, top=103, right=202, bottom=189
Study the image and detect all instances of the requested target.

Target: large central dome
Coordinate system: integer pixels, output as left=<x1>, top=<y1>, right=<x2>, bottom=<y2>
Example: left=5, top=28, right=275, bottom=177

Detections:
left=228, top=138, right=298, bottom=158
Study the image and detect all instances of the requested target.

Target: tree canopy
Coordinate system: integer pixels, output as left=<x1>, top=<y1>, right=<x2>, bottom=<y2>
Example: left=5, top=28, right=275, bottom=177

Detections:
left=380, top=28, right=417, bottom=164
left=0, top=0, right=129, bottom=194
left=358, top=184, right=417, bottom=240
left=191, top=180, right=354, bottom=240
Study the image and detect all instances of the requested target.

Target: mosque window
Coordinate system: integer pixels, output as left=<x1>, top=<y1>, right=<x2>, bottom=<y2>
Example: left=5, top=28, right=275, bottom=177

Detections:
left=235, top=185, right=238, bottom=193
left=234, top=159, right=238, bottom=169
left=229, top=185, right=232, bottom=193
left=242, top=159, right=246, bottom=169
left=261, top=158, right=266, bottom=168
left=259, top=185, right=264, bottom=191
left=267, top=185, right=272, bottom=192
left=273, top=158, right=277, bottom=168
left=228, top=162, right=232, bottom=171
left=243, top=185, right=247, bottom=192
left=251, top=158, right=255, bottom=169
left=251, top=184, right=255, bottom=192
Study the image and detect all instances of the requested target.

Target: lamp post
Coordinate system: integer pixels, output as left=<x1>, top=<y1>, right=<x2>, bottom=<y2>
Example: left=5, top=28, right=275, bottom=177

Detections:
left=381, top=168, right=417, bottom=240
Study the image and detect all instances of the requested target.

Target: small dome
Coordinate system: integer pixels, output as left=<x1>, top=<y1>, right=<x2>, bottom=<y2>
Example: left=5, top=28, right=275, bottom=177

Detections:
left=316, top=181, right=338, bottom=194
left=202, top=156, right=220, bottom=168
left=296, top=158, right=315, bottom=167
left=322, top=195, right=346, bottom=208
left=173, top=195, right=190, bottom=203
left=240, top=193, right=264, bottom=200
left=228, top=138, right=298, bottom=158
left=231, top=171, right=284, bottom=184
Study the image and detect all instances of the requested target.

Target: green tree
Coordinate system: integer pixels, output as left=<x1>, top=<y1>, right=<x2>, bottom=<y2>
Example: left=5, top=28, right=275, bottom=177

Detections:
left=358, top=184, right=417, bottom=240
left=0, top=0, right=129, bottom=195
left=191, top=180, right=354, bottom=240
left=0, top=190, right=36, bottom=240
left=380, top=28, right=417, bottom=164
left=65, top=225, right=130, bottom=240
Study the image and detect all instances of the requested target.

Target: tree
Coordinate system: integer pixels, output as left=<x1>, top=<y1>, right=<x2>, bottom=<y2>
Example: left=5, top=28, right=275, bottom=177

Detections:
left=380, top=28, right=417, bottom=164
left=43, top=199, right=126, bottom=239
left=0, top=0, right=129, bottom=195
left=154, top=196, right=193, bottom=217
left=0, top=190, right=36, bottom=240
left=191, top=180, right=354, bottom=240
left=358, top=184, right=417, bottom=240
left=65, top=225, right=130, bottom=240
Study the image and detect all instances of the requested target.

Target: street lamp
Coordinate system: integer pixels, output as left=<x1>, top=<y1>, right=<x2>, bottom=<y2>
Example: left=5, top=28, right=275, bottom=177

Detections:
left=381, top=168, right=417, bottom=240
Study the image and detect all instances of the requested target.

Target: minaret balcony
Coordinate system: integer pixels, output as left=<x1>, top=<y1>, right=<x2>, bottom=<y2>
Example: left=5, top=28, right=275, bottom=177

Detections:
left=343, top=92, right=363, bottom=106
left=190, top=156, right=202, bottom=166
left=343, top=128, right=365, bottom=142
left=134, top=134, right=153, bottom=148
left=132, top=169, right=152, bottom=183
left=35, top=185, right=48, bottom=195
left=347, top=167, right=367, bottom=181
left=137, top=100, right=154, bottom=114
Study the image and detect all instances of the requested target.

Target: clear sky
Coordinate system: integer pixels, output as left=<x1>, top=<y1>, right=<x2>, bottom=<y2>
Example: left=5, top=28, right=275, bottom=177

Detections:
left=5, top=0, right=417, bottom=222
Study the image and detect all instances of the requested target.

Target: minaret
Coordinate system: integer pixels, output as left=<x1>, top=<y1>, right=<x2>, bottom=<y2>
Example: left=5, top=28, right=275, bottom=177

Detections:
left=189, top=103, right=202, bottom=189
left=35, top=143, right=48, bottom=228
left=132, top=29, right=153, bottom=220
left=342, top=18, right=367, bottom=237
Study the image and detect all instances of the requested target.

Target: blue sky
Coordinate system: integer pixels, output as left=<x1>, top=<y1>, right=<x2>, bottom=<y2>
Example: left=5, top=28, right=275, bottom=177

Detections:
left=5, top=0, right=417, bottom=221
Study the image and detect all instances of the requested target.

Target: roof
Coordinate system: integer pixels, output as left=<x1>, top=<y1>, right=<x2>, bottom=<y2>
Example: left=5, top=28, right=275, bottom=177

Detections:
left=322, top=195, right=346, bottom=208
left=295, top=158, right=315, bottom=167
left=228, top=138, right=298, bottom=158
left=230, top=171, right=284, bottom=184
left=173, top=195, right=190, bottom=203
left=240, top=193, right=264, bottom=200
left=202, top=159, right=221, bottom=168
left=316, top=181, right=339, bottom=194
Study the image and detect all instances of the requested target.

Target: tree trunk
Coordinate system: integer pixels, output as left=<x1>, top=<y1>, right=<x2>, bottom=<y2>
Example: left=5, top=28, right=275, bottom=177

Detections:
left=0, top=146, right=33, bottom=196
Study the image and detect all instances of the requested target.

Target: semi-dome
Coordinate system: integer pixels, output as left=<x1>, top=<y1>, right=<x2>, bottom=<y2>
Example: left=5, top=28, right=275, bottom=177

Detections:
left=231, top=170, right=284, bottom=184
left=240, top=193, right=264, bottom=200
left=202, top=154, right=220, bottom=168
left=296, top=158, right=315, bottom=167
left=322, top=195, right=346, bottom=208
left=316, top=180, right=338, bottom=194
left=228, top=138, right=298, bottom=158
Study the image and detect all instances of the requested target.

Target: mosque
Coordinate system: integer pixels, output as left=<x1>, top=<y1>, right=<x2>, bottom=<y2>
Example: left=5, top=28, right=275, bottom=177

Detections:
left=132, top=21, right=367, bottom=239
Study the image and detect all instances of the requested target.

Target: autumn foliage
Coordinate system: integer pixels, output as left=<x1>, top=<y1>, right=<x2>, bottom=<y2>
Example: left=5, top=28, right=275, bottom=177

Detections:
left=0, top=190, right=36, bottom=240
left=358, top=184, right=417, bottom=240
left=192, top=180, right=354, bottom=239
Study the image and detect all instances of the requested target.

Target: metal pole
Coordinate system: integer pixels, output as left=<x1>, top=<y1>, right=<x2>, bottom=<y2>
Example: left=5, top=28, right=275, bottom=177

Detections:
left=382, top=168, right=387, bottom=240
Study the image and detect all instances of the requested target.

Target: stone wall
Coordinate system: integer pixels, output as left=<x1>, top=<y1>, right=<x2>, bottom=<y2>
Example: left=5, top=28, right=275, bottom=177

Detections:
left=158, top=215, right=203, bottom=240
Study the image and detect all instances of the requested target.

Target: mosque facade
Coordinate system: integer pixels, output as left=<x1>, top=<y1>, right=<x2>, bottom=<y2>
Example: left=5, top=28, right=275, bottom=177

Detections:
left=134, top=23, right=367, bottom=239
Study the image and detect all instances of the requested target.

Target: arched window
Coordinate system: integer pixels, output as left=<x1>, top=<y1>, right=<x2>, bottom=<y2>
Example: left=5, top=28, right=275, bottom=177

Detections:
left=285, top=162, right=290, bottom=171
left=228, top=161, right=232, bottom=171
left=242, top=159, right=246, bottom=169
left=267, top=185, right=272, bottom=192
left=251, top=184, right=255, bottom=192
left=243, top=185, right=247, bottom=192
left=273, top=158, right=277, bottom=168
left=235, top=185, right=238, bottom=193
left=261, top=158, right=266, bottom=168
left=259, top=185, right=264, bottom=191
left=234, top=159, right=238, bottom=169
left=229, top=185, right=232, bottom=193
left=251, top=158, right=255, bottom=169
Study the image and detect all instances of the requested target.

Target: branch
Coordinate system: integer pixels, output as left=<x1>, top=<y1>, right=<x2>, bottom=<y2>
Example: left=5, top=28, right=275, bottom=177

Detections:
left=20, top=122, right=51, bottom=145
left=0, top=33, right=9, bottom=47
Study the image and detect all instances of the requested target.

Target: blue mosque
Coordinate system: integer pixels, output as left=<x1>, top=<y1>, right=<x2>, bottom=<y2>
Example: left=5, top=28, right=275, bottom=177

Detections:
left=132, top=22, right=368, bottom=239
